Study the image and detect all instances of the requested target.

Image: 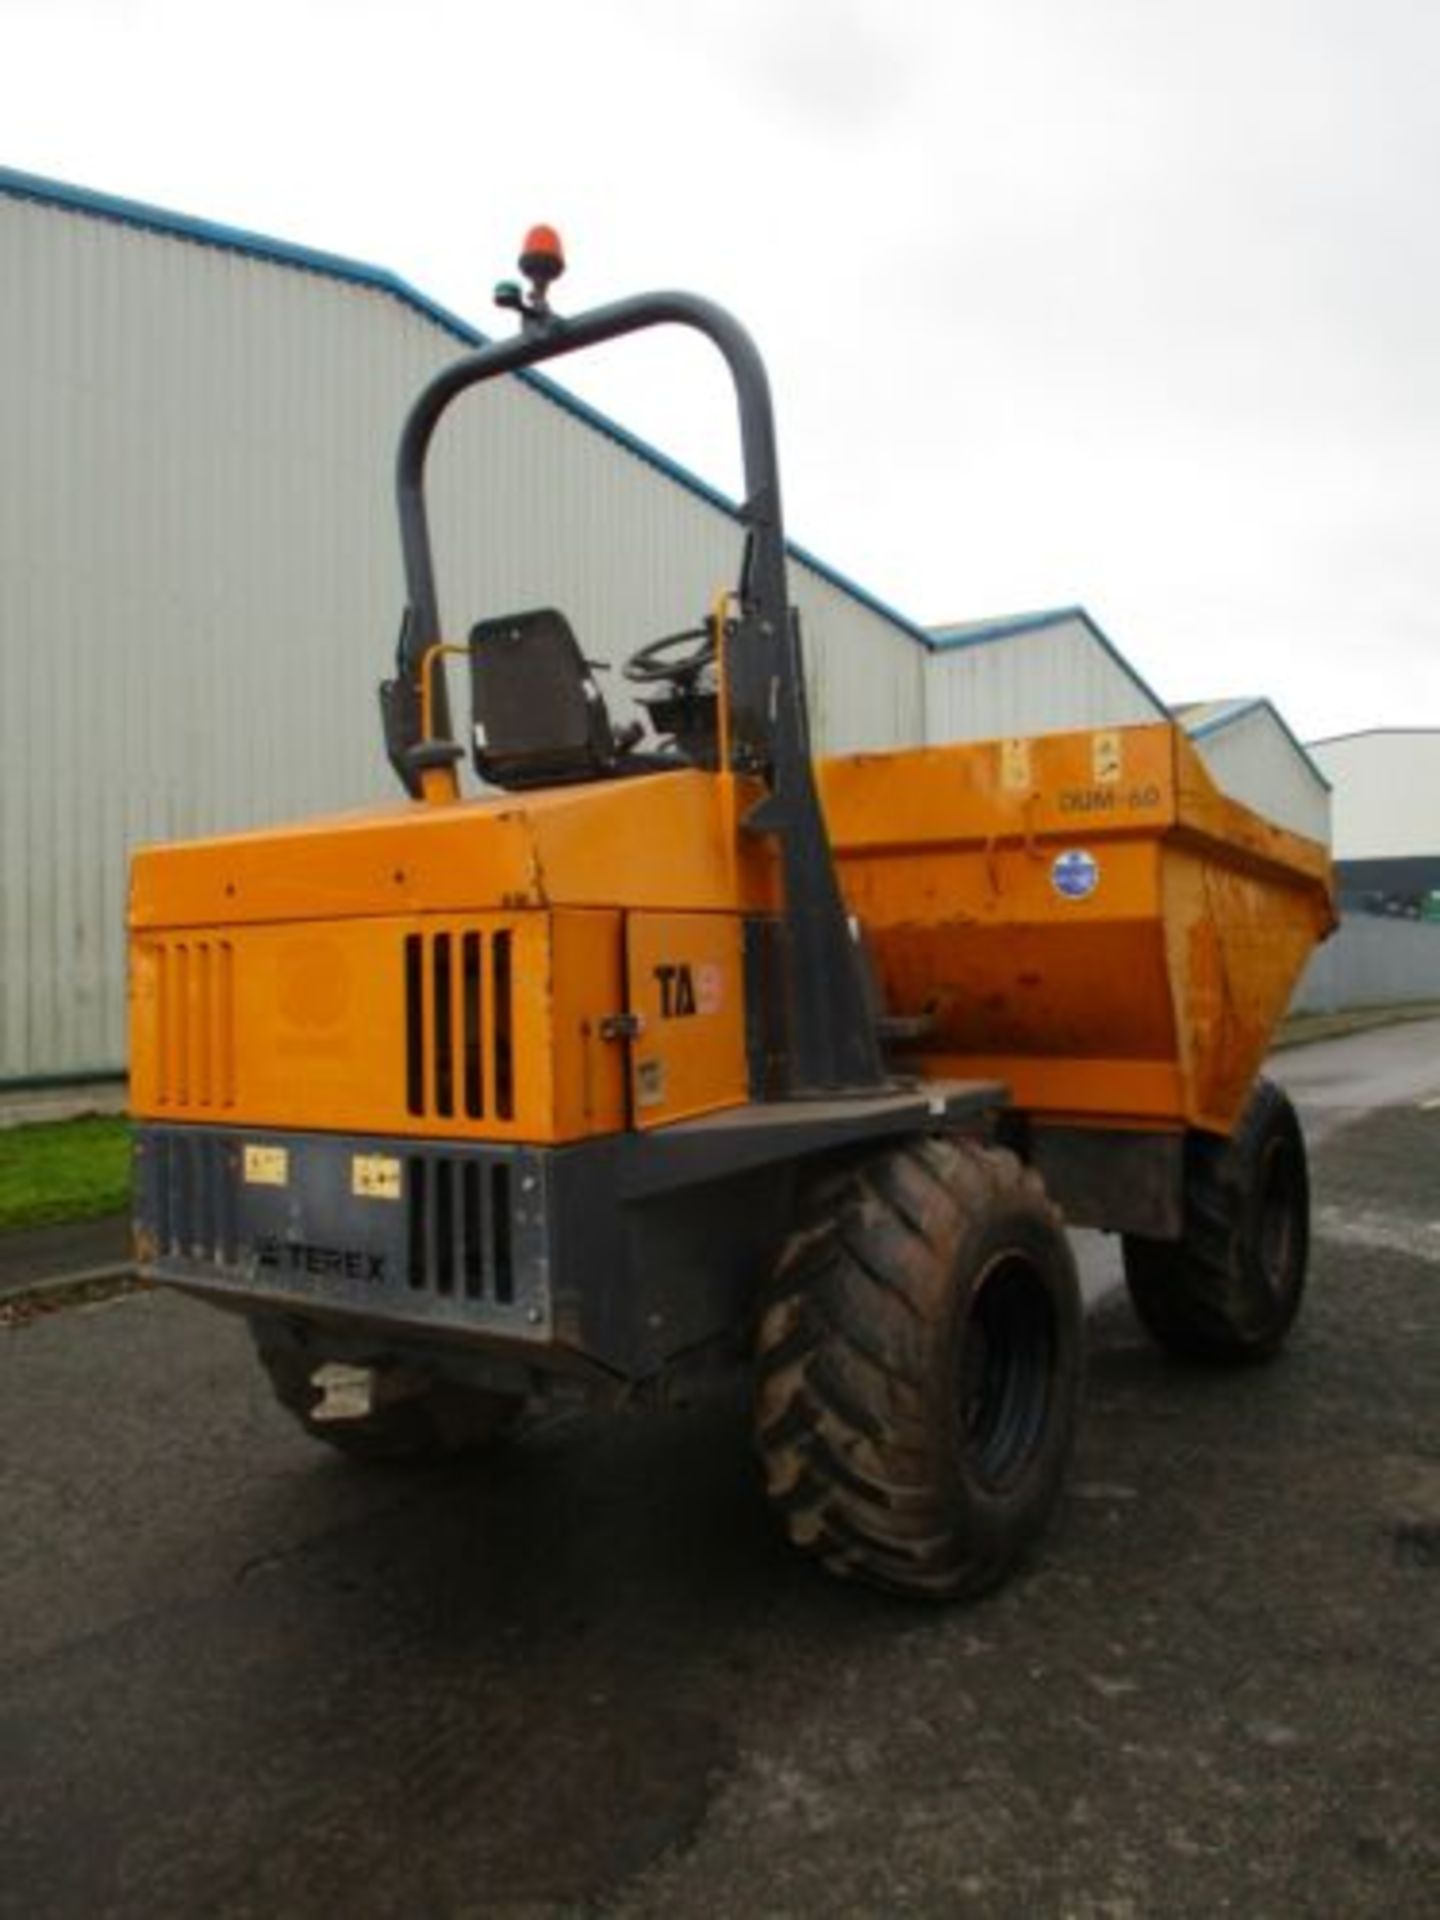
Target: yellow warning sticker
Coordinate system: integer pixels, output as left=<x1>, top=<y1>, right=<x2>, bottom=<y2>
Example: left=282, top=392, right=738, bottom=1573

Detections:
left=243, top=1143, right=289, bottom=1187
left=352, top=1154, right=402, bottom=1201
left=1000, top=738, right=1032, bottom=792
left=1092, top=730, right=1122, bottom=785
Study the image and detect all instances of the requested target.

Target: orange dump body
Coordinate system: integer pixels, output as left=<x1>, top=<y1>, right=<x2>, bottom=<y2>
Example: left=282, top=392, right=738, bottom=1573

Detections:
left=819, top=721, right=1335, bottom=1137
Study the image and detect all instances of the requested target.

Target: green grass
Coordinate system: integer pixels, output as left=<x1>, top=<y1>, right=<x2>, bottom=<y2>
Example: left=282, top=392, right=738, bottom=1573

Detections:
left=0, top=1117, right=132, bottom=1232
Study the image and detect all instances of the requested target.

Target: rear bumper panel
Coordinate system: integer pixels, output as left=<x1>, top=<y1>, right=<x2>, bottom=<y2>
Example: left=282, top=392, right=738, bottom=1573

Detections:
left=134, top=1126, right=554, bottom=1343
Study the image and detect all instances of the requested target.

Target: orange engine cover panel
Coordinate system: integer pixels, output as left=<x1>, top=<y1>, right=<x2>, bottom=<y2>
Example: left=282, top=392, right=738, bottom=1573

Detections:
left=129, top=908, right=629, bottom=1145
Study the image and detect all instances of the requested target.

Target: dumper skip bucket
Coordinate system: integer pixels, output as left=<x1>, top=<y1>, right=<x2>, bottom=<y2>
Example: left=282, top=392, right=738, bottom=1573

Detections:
left=820, top=721, right=1335, bottom=1136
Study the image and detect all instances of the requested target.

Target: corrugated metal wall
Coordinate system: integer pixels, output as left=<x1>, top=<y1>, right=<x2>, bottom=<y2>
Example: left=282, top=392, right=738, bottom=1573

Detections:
left=1182, top=703, right=1331, bottom=845
left=1307, top=732, right=1440, bottom=860
left=1291, top=913, right=1440, bottom=1013
left=925, top=616, right=1163, bottom=745
left=0, top=185, right=922, bottom=1080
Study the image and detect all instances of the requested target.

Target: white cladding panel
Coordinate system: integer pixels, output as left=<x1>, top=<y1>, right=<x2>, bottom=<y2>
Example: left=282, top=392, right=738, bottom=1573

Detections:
left=799, top=566, right=924, bottom=754
left=0, top=190, right=921, bottom=1079
left=1306, top=733, right=1440, bottom=861
left=924, top=617, right=1162, bottom=745
left=1186, top=706, right=1331, bottom=846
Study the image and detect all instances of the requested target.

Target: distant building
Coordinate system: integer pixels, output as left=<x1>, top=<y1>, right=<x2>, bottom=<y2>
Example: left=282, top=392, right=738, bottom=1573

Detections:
left=1306, top=729, right=1440, bottom=918
left=1173, top=698, right=1331, bottom=845
left=925, top=607, right=1165, bottom=744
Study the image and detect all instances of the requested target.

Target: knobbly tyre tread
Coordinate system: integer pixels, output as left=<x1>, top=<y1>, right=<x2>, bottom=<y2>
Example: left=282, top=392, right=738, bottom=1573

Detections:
left=1122, top=1076, right=1309, bottom=1365
left=250, top=1320, right=524, bottom=1462
left=755, top=1136, right=1084, bottom=1601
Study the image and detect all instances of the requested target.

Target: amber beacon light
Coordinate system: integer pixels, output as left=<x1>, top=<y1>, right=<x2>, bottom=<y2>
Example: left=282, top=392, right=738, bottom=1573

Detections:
left=518, top=224, right=565, bottom=292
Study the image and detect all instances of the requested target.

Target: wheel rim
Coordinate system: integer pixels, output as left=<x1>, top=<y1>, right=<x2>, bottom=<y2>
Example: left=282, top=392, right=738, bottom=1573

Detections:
left=958, top=1252, right=1056, bottom=1489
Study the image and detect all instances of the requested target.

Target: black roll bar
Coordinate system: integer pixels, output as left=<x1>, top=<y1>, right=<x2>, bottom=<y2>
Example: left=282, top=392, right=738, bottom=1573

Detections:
left=381, top=288, right=885, bottom=1093
left=390, top=293, right=788, bottom=765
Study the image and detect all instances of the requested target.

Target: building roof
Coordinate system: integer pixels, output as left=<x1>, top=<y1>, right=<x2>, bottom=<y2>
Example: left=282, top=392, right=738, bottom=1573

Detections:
left=929, top=607, right=1067, bottom=642
left=1173, top=695, right=1330, bottom=790
left=927, top=604, right=1168, bottom=716
left=0, top=163, right=937, bottom=652
left=1307, top=726, right=1440, bottom=748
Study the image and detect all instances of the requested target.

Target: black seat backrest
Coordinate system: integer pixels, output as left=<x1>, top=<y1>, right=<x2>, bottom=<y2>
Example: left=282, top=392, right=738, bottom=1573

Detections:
left=467, top=608, right=618, bottom=789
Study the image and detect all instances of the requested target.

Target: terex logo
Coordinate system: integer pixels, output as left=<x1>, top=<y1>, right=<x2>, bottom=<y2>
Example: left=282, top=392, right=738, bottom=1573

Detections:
left=255, top=1236, right=386, bottom=1282
left=653, top=961, right=723, bottom=1019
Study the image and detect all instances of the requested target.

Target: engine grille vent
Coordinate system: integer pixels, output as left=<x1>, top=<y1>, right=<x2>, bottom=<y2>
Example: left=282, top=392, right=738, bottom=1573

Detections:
left=151, top=939, right=236, bottom=1110
left=404, top=929, right=514, bottom=1122
left=150, top=1130, right=237, bottom=1263
left=406, top=1155, right=515, bottom=1302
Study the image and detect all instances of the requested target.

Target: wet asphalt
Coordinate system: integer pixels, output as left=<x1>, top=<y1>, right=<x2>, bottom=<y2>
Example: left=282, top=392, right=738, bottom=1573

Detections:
left=1, top=1025, right=1437, bottom=1917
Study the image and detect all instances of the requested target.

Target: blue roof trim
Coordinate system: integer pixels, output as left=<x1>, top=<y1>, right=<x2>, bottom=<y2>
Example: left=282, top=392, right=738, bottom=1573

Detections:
left=930, top=606, right=1087, bottom=650
left=0, top=163, right=938, bottom=651
left=1184, top=696, right=1263, bottom=740
left=930, top=604, right=1169, bottom=716
left=1077, top=609, right=1170, bottom=717
left=0, top=163, right=486, bottom=343
left=1186, top=696, right=1332, bottom=790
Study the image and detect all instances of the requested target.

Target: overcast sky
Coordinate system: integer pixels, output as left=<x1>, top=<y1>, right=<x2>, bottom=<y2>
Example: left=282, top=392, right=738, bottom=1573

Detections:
left=5, top=0, right=1437, bottom=739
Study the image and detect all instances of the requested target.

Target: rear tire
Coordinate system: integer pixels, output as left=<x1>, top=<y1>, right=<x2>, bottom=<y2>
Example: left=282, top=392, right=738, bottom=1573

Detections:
left=1122, top=1076, right=1309, bottom=1364
left=755, top=1137, right=1084, bottom=1601
left=251, top=1321, right=524, bottom=1462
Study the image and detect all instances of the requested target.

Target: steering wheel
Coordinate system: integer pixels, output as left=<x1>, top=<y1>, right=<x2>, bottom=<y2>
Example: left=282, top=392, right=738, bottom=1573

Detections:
left=622, top=623, right=717, bottom=685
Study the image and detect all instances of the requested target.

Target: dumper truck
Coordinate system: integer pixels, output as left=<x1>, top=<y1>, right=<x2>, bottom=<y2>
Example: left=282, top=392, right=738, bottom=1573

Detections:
left=128, top=232, right=1335, bottom=1598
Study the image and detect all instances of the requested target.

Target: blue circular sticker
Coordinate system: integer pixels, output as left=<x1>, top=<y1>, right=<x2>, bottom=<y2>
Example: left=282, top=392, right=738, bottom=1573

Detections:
left=1052, top=849, right=1099, bottom=900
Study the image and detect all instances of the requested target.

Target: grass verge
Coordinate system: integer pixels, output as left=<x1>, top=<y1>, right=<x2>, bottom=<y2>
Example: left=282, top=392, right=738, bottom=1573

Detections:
left=0, top=1117, right=132, bottom=1232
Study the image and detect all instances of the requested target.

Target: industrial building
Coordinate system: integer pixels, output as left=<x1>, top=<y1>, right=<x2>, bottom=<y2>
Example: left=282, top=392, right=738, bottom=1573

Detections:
left=0, top=167, right=1330, bottom=1084
left=925, top=607, right=1166, bottom=742
left=1173, top=697, right=1331, bottom=845
left=1306, top=729, right=1440, bottom=916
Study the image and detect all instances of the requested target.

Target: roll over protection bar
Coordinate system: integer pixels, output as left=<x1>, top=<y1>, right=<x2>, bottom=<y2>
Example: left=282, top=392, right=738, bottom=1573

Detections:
left=380, top=282, right=884, bottom=1093
left=386, top=292, right=791, bottom=785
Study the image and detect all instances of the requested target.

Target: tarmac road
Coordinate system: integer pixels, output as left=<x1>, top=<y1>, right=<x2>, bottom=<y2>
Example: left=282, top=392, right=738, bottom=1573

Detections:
left=1, top=1024, right=1437, bottom=1917
left=1270, top=1015, right=1440, bottom=1143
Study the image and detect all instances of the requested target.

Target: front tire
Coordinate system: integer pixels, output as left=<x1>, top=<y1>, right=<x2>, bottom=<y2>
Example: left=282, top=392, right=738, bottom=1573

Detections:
left=755, top=1137, right=1084, bottom=1601
left=1122, top=1076, right=1309, bottom=1364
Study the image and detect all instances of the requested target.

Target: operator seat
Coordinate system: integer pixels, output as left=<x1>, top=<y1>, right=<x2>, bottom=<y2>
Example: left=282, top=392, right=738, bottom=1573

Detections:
left=468, top=607, right=647, bottom=790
